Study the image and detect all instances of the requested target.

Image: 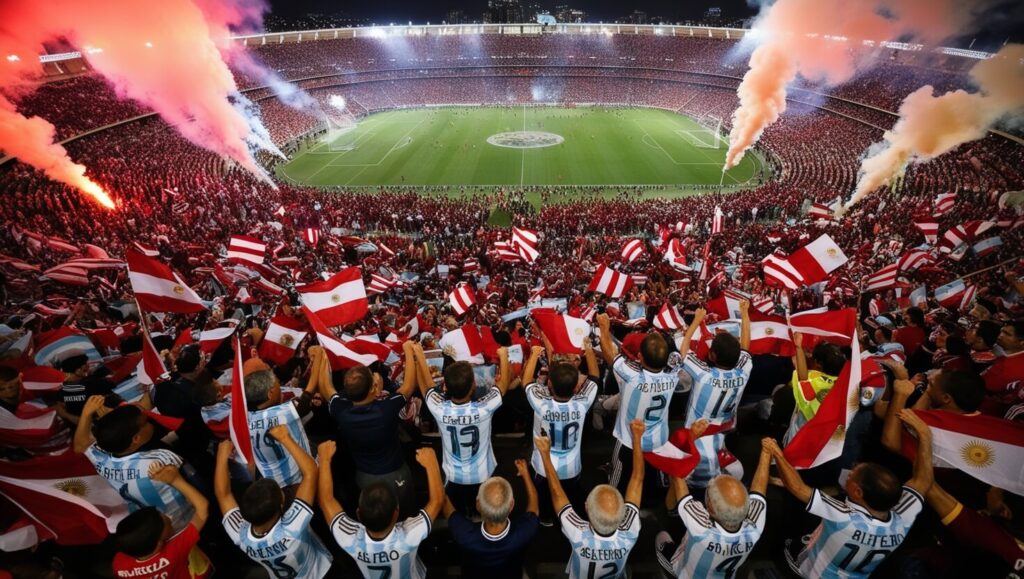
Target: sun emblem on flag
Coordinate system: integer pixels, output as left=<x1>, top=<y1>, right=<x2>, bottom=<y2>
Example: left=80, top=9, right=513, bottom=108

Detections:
left=960, top=440, right=995, bottom=468
left=442, top=345, right=456, bottom=358
left=826, top=248, right=838, bottom=257
left=172, top=285, right=185, bottom=295
left=764, top=327, right=774, bottom=336
left=831, top=424, right=846, bottom=441
left=573, top=327, right=585, bottom=336
left=280, top=334, right=294, bottom=347
left=331, top=294, right=341, bottom=303
left=55, top=478, right=88, bottom=498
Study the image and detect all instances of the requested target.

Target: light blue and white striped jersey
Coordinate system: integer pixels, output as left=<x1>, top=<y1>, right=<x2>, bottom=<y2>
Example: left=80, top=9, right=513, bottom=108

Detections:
left=330, top=509, right=432, bottom=579
left=425, top=386, right=502, bottom=485
left=223, top=499, right=332, bottom=579
left=612, top=356, right=679, bottom=451
left=796, top=488, right=923, bottom=579
left=527, top=380, right=597, bottom=479
left=559, top=503, right=641, bottom=579
left=84, top=446, right=194, bottom=532
left=670, top=494, right=767, bottom=578
left=248, top=402, right=312, bottom=488
left=201, top=395, right=230, bottom=425
left=682, top=352, right=754, bottom=427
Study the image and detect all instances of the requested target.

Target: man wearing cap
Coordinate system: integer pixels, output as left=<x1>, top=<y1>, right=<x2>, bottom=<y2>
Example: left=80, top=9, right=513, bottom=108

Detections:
left=57, top=352, right=113, bottom=425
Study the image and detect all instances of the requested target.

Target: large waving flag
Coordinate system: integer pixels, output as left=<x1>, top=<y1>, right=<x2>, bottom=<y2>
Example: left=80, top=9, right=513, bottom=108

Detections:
left=227, top=235, right=266, bottom=265
left=587, top=264, right=633, bottom=298
left=783, top=308, right=861, bottom=469
left=20, top=366, right=65, bottom=394
left=448, top=282, right=477, bottom=315
left=644, top=428, right=701, bottom=478
left=787, top=234, right=849, bottom=286
left=137, top=327, right=169, bottom=386
left=532, top=308, right=590, bottom=354
left=511, top=227, right=540, bottom=263
left=864, top=263, right=899, bottom=292
left=34, top=327, right=101, bottom=367
left=303, top=307, right=378, bottom=370
left=901, top=411, right=1024, bottom=495
left=0, top=451, right=128, bottom=547
left=620, top=239, right=644, bottom=263
left=297, top=267, right=368, bottom=328
left=259, top=314, right=308, bottom=366
left=652, top=302, right=685, bottom=331
left=0, top=403, right=70, bottom=454
left=126, top=250, right=207, bottom=314
left=229, top=336, right=254, bottom=465
left=438, top=324, right=486, bottom=365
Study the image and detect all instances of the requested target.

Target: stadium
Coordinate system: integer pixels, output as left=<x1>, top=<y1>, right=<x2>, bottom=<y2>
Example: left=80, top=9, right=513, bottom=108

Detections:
left=0, top=1, right=1023, bottom=578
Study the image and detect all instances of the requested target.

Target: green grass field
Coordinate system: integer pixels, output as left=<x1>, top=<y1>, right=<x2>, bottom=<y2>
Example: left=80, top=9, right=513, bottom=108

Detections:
left=276, top=106, right=763, bottom=189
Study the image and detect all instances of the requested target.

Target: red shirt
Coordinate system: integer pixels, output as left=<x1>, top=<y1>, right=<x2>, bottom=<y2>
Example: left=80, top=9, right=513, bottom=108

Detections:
left=112, top=524, right=210, bottom=579
left=893, top=326, right=926, bottom=356
left=982, top=351, right=1024, bottom=394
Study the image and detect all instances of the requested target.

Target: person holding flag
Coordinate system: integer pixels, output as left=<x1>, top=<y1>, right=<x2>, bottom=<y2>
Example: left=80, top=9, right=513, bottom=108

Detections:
left=767, top=408, right=933, bottom=579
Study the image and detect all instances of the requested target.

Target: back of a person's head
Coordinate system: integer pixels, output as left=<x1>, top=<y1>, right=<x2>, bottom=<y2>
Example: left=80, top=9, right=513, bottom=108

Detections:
left=443, top=361, right=475, bottom=400
left=640, top=333, right=669, bottom=369
left=118, top=335, right=143, bottom=355
left=585, top=484, right=625, bottom=536
left=710, top=333, right=740, bottom=369
left=945, top=335, right=969, bottom=356
left=548, top=362, right=579, bottom=399
left=114, top=507, right=165, bottom=557
left=94, top=405, right=143, bottom=454
left=477, top=476, right=514, bottom=525
left=876, top=326, right=893, bottom=342
left=494, top=329, right=512, bottom=347
left=976, top=320, right=1000, bottom=348
left=1008, top=320, right=1024, bottom=342
left=939, top=370, right=985, bottom=412
left=240, top=478, right=284, bottom=526
left=175, top=344, right=202, bottom=374
left=358, top=481, right=398, bottom=533
left=854, top=463, right=901, bottom=512
left=706, top=475, right=750, bottom=532
left=0, top=366, right=18, bottom=383
left=813, top=342, right=846, bottom=376
left=244, top=369, right=276, bottom=407
left=342, top=366, right=374, bottom=402
left=906, top=307, right=925, bottom=327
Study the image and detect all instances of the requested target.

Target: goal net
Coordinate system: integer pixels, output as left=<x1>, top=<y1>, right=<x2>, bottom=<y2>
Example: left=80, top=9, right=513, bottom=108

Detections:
left=679, top=114, right=724, bottom=149
left=325, top=112, right=359, bottom=151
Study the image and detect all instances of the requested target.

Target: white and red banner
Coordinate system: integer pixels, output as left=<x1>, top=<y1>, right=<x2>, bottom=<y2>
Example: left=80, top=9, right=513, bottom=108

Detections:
left=914, top=218, right=939, bottom=244
left=493, top=240, right=521, bottom=262
left=787, top=234, right=849, bottom=286
left=934, top=192, right=956, bottom=217
left=304, top=228, right=320, bottom=247
left=897, top=250, right=933, bottom=273
left=762, top=253, right=802, bottom=291
left=438, top=324, right=486, bottom=364
left=532, top=309, right=591, bottom=354
left=258, top=314, right=308, bottom=366
left=511, top=227, right=540, bottom=263
left=198, top=326, right=237, bottom=355
left=808, top=202, right=832, bottom=220
left=864, top=263, right=899, bottom=292
left=935, top=278, right=968, bottom=309
left=587, top=264, right=633, bottom=298
left=747, top=313, right=795, bottom=357
left=449, top=282, right=477, bottom=315
left=621, top=239, right=644, bottom=263
left=652, top=302, right=685, bottom=331
left=712, top=206, right=724, bottom=234
left=303, top=307, right=379, bottom=370
left=229, top=336, right=254, bottom=464
left=227, top=235, right=266, bottom=265
left=367, top=273, right=397, bottom=295
left=20, top=366, right=64, bottom=394
left=137, top=328, right=169, bottom=386
left=126, top=250, right=207, bottom=314
left=297, top=268, right=368, bottom=327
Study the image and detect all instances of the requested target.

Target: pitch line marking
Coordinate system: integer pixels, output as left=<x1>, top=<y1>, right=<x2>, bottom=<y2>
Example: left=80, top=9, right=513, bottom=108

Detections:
left=343, top=116, right=429, bottom=186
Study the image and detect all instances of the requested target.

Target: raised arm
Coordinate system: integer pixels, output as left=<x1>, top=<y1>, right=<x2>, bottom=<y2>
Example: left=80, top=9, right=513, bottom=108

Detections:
left=307, top=346, right=334, bottom=400
left=150, top=462, right=210, bottom=531
left=678, top=308, right=706, bottom=359
left=316, top=441, right=343, bottom=521
left=535, top=435, right=570, bottom=513
left=522, top=345, right=544, bottom=385
left=751, top=438, right=772, bottom=496
left=268, top=425, right=318, bottom=505
left=881, top=375, right=915, bottom=453
left=72, top=395, right=105, bottom=453
left=583, top=338, right=599, bottom=379
left=624, top=419, right=646, bottom=506
left=596, top=313, right=618, bottom=365
left=396, top=340, right=419, bottom=399
left=515, top=458, right=540, bottom=516
left=495, top=346, right=512, bottom=396
left=764, top=437, right=813, bottom=504
left=793, top=332, right=808, bottom=381
left=898, top=409, right=934, bottom=496
left=739, top=300, right=751, bottom=351
left=214, top=439, right=239, bottom=514
left=416, top=447, right=445, bottom=522
left=412, top=343, right=435, bottom=398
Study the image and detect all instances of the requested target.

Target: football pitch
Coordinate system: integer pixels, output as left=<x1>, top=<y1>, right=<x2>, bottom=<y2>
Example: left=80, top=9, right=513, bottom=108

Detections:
left=275, top=106, right=764, bottom=190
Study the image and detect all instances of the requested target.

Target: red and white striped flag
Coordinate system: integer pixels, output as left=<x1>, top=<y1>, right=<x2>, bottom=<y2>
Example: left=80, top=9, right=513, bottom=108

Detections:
left=45, top=237, right=79, bottom=254
left=228, top=337, right=254, bottom=464
left=934, top=192, right=957, bottom=217
left=747, top=313, right=795, bottom=356
left=199, top=326, right=237, bottom=355
left=897, top=250, right=933, bottom=272
left=663, top=238, right=690, bottom=272
left=752, top=296, right=775, bottom=315
left=707, top=289, right=749, bottom=321
left=644, top=428, right=701, bottom=478
left=783, top=308, right=861, bottom=469
left=463, top=258, right=479, bottom=273
left=493, top=240, right=521, bottom=262
left=587, top=264, right=633, bottom=298
left=532, top=309, right=590, bottom=354
left=511, top=227, right=540, bottom=263
left=972, top=236, right=1003, bottom=257
left=620, top=239, right=644, bottom=263
left=914, top=218, right=939, bottom=244
left=227, top=235, right=266, bottom=265
left=959, top=284, right=978, bottom=312
left=864, top=263, right=899, bottom=292
left=367, top=273, right=397, bottom=295
left=940, top=224, right=969, bottom=253
left=934, top=279, right=968, bottom=309
left=297, top=268, right=368, bottom=327
left=787, top=234, right=848, bottom=286
left=126, top=250, right=206, bottom=314
left=652, top=302, right=685, bottom=330
left=137, top=327, right=169, bottom=386
left=303, top=307, right=378, bottom=370
left=131, top=241, right=160, bottom=257
left=259, top=314, right=308, bottom=366
left=438, top=324, right=486, bottom=364
left=902, top=410, right=1024, bottom=495
left=808, top=202, right=832, bottom=220
left=449, top=282, right=477, bottom=315
left=20, top=366, right=65, bottom=394
left=712, top=206, right=724, bottom=234
left=304, top=228, right=320, bottom=247
left=762, top=253, right=802, bottom=290
left=41, top=264, right=90, bottom=286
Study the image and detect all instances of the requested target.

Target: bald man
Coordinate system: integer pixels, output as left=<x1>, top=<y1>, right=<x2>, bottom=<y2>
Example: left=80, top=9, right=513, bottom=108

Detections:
left=536, top=419, right=645, bottom=579
left=656, top=437, right=771, bottom=578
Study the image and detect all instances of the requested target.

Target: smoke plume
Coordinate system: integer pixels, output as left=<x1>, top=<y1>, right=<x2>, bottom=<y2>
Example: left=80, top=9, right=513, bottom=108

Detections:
left=847, top=44, right=1024, bottom=209
left=724, top=0, right=992, bottom=170
left=0, top=0, right=288, bottom=207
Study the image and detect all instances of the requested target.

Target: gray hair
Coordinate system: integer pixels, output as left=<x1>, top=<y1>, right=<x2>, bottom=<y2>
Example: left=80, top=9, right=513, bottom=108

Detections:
left=477, top=477, right=514, bottom=525
left=244, top=370, right=276, bottom=407
left=585, top=484, right=625, bottom=535
left=706, top=475, right=749, bottom=532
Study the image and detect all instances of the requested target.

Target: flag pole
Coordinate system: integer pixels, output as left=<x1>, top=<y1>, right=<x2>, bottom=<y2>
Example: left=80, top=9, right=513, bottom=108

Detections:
left=961, top=257, right=1018, bottom=281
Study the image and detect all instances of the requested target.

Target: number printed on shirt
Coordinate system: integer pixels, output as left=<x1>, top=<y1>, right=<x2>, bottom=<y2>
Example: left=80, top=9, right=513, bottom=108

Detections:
left=445, top=425, right=480, bottom=458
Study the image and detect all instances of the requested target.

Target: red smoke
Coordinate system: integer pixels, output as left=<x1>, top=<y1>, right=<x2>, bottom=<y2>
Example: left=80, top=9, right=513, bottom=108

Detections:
left=849, top=44, right=1024, bottom=209
left=724, top=0, right=992, bottom=170
left=0, top=0, right=274, bottom=208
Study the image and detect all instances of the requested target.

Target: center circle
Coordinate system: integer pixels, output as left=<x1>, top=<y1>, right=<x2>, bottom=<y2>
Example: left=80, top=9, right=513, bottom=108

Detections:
left=487, top=131, right=565, bottom=149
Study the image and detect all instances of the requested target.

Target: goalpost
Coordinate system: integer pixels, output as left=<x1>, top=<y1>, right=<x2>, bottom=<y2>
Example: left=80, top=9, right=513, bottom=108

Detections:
left=679, top=114, right=724, bottom=149
left=325, top=112, right=359, bottom=151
